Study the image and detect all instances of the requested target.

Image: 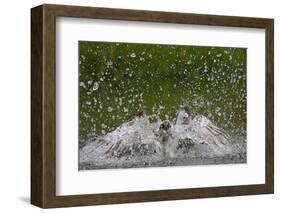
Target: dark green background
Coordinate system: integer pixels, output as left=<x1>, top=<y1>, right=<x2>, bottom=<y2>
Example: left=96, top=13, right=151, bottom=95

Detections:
left=79, top=41, right=246, bottom=139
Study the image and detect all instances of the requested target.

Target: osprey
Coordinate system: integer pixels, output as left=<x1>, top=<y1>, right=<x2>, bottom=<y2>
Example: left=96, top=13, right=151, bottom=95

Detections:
left=155, top=120, right=176, bottom=158
left=80, top=107, right=235, bottom=164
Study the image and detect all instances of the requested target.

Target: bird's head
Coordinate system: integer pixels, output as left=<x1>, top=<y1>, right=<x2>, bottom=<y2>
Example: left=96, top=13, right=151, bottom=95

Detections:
left=159, top=120, right=171, bottom=132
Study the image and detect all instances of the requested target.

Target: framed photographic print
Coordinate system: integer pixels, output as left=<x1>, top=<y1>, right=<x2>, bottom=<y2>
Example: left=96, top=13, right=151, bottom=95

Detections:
left=31, top=4, right=274, bottom=208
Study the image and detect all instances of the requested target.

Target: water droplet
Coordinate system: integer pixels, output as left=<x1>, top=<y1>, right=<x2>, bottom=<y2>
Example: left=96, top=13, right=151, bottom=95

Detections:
left=106, top=60, right=113, bottom=68
left=92, top=82, right=99, bottom=91
left=130, top=53, right=136, bottom=58
left=107, top=106, right=113, bottom=112
left=80, top=82, right=86, bottom=89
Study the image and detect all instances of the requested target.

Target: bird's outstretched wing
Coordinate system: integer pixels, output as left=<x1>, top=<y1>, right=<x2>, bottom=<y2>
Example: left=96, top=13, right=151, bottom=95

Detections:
left=80, top=108, right=245, bottom=170
left=175, top=106, right=230, bottom=143
left=191, top=115, right=230, bottom=147
left=104, top=139, right=160, bottom=158
left=101, top=113, right=162, bottom=158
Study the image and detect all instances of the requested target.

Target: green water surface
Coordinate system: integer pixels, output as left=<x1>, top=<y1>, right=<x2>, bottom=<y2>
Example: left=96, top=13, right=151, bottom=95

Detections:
left=79, top=41, right=246, bottom=139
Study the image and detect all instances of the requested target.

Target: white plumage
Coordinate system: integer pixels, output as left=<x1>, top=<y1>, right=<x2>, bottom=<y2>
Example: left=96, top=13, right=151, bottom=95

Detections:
left=79, top=107, right=246, bottom=169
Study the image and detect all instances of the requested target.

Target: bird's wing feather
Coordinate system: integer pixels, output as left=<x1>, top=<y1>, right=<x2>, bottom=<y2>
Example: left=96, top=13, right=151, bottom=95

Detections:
left=190, top=115, right=230, bottom=146
left=104, top=139, right=160, bottom=157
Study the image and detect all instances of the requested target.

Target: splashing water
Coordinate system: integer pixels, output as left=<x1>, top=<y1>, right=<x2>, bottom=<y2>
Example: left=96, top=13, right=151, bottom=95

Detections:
left=79, top=109, right=246, bottom=170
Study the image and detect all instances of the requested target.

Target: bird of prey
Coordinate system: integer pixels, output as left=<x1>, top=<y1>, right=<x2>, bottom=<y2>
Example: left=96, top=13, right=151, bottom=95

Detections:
left=80, top=106, right=236, bottom=166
